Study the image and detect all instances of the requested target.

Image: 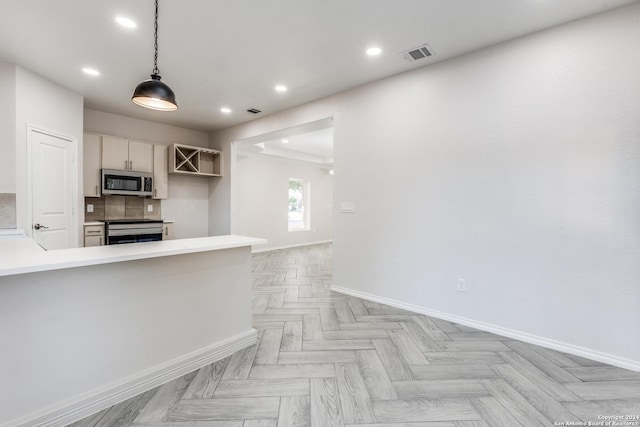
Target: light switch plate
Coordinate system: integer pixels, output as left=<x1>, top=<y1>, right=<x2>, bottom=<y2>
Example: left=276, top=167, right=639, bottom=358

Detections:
left=147, top=204, right=153, bottom=212
left=87, top=204, right=94, bottom=213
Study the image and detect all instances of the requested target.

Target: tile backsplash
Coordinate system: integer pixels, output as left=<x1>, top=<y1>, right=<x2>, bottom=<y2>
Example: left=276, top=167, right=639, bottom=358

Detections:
left=85, top=196, right=161, bottom=221
left=2, top=194, right=161, bottom=227
left=0, top=193, right=17, bottom=229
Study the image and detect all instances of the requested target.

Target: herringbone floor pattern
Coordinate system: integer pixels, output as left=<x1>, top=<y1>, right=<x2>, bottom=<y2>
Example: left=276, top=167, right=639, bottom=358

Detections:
left=72, top=243, right=640, bottom=427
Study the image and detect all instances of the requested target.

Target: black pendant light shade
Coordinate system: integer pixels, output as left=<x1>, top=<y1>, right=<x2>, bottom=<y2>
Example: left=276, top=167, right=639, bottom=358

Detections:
left=131, top=0, right=178, bottom=111
left=132, top=73, right=178, bottom=111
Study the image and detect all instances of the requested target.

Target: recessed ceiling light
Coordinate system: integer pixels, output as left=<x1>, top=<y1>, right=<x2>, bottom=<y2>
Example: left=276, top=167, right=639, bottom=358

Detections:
left=220, top=107, right=232, bottom=114
left=82, top=67, right=100, bottom=76
left=116, top=16, right=136, bottom=28
left=275, top=85, right=287, bottom=92
left=281, top=139, right=289, bottom=143
left=366, top=47, right=382, bottom=56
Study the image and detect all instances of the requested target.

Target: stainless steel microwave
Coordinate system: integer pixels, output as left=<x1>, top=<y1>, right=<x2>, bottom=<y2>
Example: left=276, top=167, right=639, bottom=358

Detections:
left=102, top=169, right=153, bottom=197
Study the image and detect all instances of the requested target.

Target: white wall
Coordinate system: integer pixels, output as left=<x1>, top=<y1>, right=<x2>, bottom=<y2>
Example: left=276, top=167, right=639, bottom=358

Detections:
left=0, top=62, right=16, bottom=194
left=84, top=109, right=211, bottom=238
left=235, top=152, right=333, bottom=251
left=211, top=3, right=640, bottom=369
left=15, top=67, right=84, bottom=243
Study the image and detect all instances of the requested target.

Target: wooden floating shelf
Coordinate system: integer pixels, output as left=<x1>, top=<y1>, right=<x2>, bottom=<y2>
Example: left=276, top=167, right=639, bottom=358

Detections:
left=169, top=143, right=223, bottom=177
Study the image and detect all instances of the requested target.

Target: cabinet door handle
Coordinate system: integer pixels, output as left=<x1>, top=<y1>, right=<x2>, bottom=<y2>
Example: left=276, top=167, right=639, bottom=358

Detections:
left=124, top=160, right=128, bottom=170
left=99, top=236, right=103, bottom=246
left=95, top=185, right=98, bottom=196
left=165, top=226, right=168, bottom=236
left=154, top=188, right=157, bottom=198
left=129, top=160, right=133, bottom=170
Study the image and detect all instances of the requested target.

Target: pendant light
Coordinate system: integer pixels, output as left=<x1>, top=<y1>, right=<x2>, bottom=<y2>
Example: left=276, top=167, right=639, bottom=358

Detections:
left=131, top=0, right=178, bottom=111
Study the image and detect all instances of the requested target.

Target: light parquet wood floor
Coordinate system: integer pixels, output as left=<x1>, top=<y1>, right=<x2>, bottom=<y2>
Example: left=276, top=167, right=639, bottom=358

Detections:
left=71, top=243, right=640, bottom=427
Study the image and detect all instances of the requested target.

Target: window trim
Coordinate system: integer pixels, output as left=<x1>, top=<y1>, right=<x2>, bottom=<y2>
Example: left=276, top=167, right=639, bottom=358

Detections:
left=288, top=178, right=310, bottom=232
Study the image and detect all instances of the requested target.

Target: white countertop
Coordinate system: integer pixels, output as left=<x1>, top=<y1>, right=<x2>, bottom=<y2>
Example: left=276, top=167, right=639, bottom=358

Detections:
left=0, top=235, right=266, bottom=277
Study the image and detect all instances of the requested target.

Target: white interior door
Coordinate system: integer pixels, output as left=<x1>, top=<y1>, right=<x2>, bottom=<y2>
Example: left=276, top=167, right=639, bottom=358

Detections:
left=30, top=128, right=76, bottom=250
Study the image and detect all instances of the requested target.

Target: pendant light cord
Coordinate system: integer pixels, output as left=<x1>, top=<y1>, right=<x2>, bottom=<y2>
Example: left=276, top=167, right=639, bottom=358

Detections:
left=131, top=0, right=177, bottom=110
left=153, top=0, right=159, bottom=75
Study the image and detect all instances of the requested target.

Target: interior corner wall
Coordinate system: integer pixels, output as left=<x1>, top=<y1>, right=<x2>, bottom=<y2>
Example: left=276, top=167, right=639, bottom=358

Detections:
left=15, top=66, right=84, bottom=244
left=210, top=2, right=640, bottom=369
left=235, top=152, right=333, bottom=251
left=83, top=109, right=211, bottom=239
left=0, top=62, right=16, bottom=195
left=206, top=146, right=230, bottom=236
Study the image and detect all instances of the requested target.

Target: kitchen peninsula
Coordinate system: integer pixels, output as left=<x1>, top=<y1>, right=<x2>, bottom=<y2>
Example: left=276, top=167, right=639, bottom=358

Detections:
left=0, top=235, right=265, bottom=427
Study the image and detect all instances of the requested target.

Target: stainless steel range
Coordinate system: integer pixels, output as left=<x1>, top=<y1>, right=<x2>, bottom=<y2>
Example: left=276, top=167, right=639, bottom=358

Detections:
left=104, top=219, right=164, bottom=245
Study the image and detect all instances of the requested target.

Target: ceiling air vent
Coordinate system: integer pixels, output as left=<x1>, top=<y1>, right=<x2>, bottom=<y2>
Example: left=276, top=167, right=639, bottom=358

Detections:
left=247, top=108, right=262, bottom=114
left=401, top=44, right=434, bottom=62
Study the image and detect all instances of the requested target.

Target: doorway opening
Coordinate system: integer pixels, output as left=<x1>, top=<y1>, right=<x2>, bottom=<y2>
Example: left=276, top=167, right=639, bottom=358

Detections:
left=231, top=118, right=334, bottom=252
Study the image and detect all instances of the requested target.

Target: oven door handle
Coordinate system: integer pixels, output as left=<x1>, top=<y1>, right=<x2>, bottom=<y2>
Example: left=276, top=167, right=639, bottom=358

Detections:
left=107, top=229, right=163, bottom=236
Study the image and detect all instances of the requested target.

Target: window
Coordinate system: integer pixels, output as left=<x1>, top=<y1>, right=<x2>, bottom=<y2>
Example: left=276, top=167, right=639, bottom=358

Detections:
left=288, top=178, right=310, bottom=231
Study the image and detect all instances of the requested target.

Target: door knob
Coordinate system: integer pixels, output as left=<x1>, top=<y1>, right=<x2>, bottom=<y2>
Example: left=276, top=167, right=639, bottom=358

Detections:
left=34, top=223, right=49, bottom=230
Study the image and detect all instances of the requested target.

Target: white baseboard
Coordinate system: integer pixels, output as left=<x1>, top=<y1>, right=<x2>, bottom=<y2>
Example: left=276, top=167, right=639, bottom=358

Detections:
left=8, top=329, right=258, bottom=427
left=331, top=285, right=640, bottom=372
left=252, top=240, right=333, bottom=253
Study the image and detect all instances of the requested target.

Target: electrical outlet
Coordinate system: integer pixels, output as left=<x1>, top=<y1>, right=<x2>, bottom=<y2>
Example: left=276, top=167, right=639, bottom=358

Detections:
left=86, top=204, right=94, bottom=213
left=147, top=204, right=153, bottom=212
left=457, top=278, right=466, bottom=292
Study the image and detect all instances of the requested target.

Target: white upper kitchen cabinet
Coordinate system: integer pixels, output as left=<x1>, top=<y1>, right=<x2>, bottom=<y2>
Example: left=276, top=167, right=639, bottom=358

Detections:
left=83, top=133, right=101, bottom=197
left=128, top=140, right=153, bottom=173
left=101, top=136, right=128, bottom=170
left=102, top=136, right=153, bottom=173
left=153, top=145, right=168, bottom=199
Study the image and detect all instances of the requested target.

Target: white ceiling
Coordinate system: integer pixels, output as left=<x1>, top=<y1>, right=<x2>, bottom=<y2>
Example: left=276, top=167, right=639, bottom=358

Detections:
left=0, top=0, right=637, bottom=132
left=260, top=128, right=333, bottom=161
